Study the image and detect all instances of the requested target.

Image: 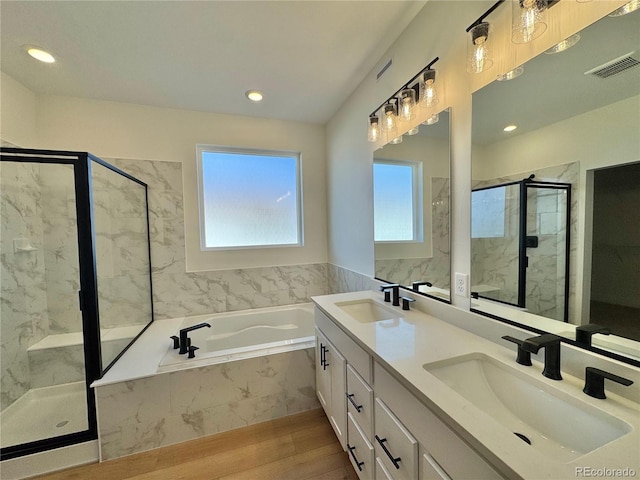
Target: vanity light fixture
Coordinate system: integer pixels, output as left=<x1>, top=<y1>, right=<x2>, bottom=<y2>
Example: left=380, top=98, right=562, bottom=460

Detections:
left=26, top=47, right=55, bottom=63
left=368, top=115, right=380, bottom=143
left=511, top=0, right=549, bottom=44
left=390, top=136, right=403, bottom=144
left=504, top=124, right=518, bottom=132
left=609, top=0, right=640, bottom=16
left=245, top=90, right=263, bottom=102
left=545, top=34, right=580, bottom=54
left=406, top=126, right=420, bottom=136
left=465, top=1, right=505, bottom=74
left=497, top=66, right=524, bottom=81
left=367, top=57, right=439, bottom=142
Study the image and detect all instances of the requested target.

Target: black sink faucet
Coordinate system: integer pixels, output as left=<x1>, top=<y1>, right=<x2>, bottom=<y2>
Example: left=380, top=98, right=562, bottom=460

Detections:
left=411, top=281, right=432, bottom=292
left=575, top=324, right=611, bottom=347
left=179, top=322, right=211, bottom=354
left=521, top=334, right=563, bottom=380
left=379, top=283, right=400, bottom=306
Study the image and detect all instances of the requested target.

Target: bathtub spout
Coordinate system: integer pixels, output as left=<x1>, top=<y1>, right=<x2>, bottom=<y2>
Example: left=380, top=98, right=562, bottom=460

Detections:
left=179, top=323, right=211, bottom=354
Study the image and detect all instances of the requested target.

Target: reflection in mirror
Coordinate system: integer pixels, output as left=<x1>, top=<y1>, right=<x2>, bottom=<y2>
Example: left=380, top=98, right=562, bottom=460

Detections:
left=471, top=9, right=640, bottom=365
left=374, top=108, right=450, bottom=301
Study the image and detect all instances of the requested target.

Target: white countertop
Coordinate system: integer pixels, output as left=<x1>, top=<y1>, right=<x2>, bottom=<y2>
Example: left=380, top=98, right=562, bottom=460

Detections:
left=313, top=291, right=640, bottom=479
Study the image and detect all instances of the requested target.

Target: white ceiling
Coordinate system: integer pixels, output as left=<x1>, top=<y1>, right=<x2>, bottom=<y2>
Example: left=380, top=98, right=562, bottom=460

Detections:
left=0, top=1, right=426, bottom=124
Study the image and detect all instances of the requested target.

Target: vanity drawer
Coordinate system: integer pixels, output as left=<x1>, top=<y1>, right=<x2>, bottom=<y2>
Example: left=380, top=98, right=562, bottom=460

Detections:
left=347, top=364, right=374, bottom=439
left=374, top=398, right=418, bottom=480
left=376, top=457, right=394, bottom=480
left=421, top=452, right=451, bottom=480
left=347, top=413, right=374, bottom=480
left=315, top=308, right=372, bottom=382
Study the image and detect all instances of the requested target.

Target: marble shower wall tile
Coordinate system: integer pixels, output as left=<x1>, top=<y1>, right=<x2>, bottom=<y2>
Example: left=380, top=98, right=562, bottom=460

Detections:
left=96, top=348, right=318, bottom=460
left=1, top=161, right=49, bottom=409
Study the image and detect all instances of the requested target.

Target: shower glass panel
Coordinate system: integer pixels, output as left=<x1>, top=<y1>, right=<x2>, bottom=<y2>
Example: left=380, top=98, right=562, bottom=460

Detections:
left=471, top=183, right=522, bottom=304
left=525, top=185, right=569, bottom=321
left=91, top=161, right=153, bottom=371
left=1, top=148, right=153, bottom=460
left=0, top=161, right=89, bottom=450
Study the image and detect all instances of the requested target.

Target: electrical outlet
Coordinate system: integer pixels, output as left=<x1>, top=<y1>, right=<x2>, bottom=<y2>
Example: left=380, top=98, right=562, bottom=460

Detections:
left=455, top=272, right=468, bottom=297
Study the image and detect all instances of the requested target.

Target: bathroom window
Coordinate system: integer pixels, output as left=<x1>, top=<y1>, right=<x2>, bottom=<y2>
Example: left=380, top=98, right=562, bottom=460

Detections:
left=196, top=146, right=302, bottom=249
left=373, top=160, right=422, bottom=242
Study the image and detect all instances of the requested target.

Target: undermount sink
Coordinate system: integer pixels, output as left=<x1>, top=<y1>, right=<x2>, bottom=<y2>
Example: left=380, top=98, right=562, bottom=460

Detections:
left=423, top=353, right=632, bottom=462
left=335, top=299, right=399, bottom=323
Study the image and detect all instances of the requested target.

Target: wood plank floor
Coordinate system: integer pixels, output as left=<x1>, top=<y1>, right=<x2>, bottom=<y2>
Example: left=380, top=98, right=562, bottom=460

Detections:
left=34, top=408, right=359, bottom=480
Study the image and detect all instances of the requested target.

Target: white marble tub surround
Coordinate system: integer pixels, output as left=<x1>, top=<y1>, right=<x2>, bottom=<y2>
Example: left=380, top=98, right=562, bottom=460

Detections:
left=92, top=304, right=319, bottom=460
left=313, top=291, right=640, bottom=479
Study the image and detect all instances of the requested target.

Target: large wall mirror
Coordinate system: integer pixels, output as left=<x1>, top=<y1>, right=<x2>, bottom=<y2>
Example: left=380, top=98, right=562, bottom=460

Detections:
left=471, top=8, right=639, bottom=365
left=374, top=108, right=451, bottom=302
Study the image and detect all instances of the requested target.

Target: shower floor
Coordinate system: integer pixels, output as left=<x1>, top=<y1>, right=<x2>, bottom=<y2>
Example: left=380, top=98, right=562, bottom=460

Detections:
left=0, top=381, right=88, bottom=449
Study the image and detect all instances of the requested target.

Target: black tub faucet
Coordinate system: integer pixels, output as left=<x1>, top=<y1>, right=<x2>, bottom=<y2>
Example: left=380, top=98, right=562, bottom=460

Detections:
left=575, top=324, right=611, bottom=347
left=521, top=334, right=563, bottom=380
left=379, top=283, right=400, bottom=306
left=179, top=322, right=211, bottom=354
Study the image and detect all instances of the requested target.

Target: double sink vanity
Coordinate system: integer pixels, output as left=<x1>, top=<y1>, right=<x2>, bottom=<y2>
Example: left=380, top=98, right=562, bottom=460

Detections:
left=312, top=290, right=640, bottom=480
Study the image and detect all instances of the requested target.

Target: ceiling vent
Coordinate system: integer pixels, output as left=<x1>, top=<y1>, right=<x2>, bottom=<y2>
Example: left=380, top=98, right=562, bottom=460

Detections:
left=584, top=51, right=640, bottom=79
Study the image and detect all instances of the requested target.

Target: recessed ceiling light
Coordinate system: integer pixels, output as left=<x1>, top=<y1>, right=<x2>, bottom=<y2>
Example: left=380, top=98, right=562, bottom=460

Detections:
left=245, top=90, right=263, bottom=102
left=545, top=34, right=580, bottom=54
left=26, top=47, right=55, bottom=63
left=504, top=125, right=518, bottom=132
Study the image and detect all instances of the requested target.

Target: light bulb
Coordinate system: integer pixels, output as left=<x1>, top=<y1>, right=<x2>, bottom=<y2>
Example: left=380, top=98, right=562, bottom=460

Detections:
left=512, top=0, right=548, bottom=44
left=467, top=22, right=493, bottom=74
left=420, top=69, right=438, bottom=108
left=399, top=88, right=416, bottom=121
left=367, top=116, right=380, bottom=143
left=383, top=103, right=397, bottom=134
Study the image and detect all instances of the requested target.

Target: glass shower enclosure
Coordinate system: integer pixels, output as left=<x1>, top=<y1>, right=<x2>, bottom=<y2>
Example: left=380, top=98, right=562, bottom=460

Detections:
left=471, top=175, right=571, bottom=322
left=0, top=148, right=154, bottom=459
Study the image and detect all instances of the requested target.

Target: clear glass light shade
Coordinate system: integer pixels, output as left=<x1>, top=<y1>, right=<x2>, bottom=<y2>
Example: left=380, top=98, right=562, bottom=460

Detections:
left=390, top=136, right=403, bottom=144
left=420, top=70, right=438, bottom=108
left=609, top=0, right=640, bottom=16
left=467, top=23, right=493, bottom=74
left=399, top=88, right=417, bottom=121
left=383, top=103, right=398, bottom=137
left=406, top=126, right=420, bottom=136
left=368, top=115, right=380, bottom=143
left=512, top=0, right=548, bottom=44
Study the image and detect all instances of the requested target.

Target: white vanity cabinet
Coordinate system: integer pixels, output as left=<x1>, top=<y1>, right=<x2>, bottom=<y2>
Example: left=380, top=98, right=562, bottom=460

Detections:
left=374, top=362, right=504, bottom=480
left=315, top=327, right=347, bottom=447
left=315, top=308, right=375, bottom=478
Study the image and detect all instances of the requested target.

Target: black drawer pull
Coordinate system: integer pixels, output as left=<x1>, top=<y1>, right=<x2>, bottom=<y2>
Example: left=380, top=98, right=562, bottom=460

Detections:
left=375, top=435, right=401, bottom=469
left=347, top=443, right=365, bottom=471
left=321, top=344, right=329, bottom=370
left=346, top=393, right=363, bottom=412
